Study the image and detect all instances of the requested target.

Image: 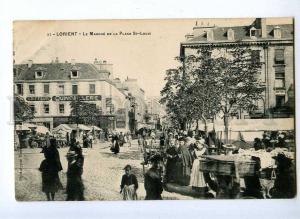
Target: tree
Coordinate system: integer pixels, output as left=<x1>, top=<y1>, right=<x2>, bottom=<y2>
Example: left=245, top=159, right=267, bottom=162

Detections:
left=69, top=99, right=102, bottom=126
left=161, top=46, right=265, bottom=142
left=160, top=63, right=196, bottom=130
left=14, top=95, right=34, bottom=122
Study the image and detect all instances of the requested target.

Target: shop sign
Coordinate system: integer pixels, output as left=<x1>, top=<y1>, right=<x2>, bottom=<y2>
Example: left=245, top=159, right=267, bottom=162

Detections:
left=52, top=95, right=101, bottom=101
left=26, top=96, right=51, bottom=101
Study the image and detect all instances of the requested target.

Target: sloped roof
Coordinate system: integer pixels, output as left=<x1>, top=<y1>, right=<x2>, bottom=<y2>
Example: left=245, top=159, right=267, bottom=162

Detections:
left=186, top=24, right=293, bottom=43
left=14, top=63, right=110, bottom=81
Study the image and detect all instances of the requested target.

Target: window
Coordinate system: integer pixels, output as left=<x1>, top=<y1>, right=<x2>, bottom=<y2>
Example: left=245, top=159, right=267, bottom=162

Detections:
left=44, top=84, right=50, bottom=94
left=275, top=49, right=284, bottom=64
left=35, top=71, right=43, bottom=78
left=29, top=104, right=35, bottom=113
left=71, top=70, right=78, bottom=78
left=72, top=84, right=78, bottom=94
left=275, top=66, right=285, bottom=88
left=251, top=50, right=260, bottom=64
left=89, top=84, right=96, bottom=94
left=59, top=104, right=65, bottom=114
left=250, top=27, right=257, bottom=38
left=58, top=84, right=65, bottom=94
left=29, top=85, right=35, bottom=94
left=43, top=104, right=49, bottom=114
left=16, top=84, right=23, bottom=95
left=276, top=95, right=285, bottom=108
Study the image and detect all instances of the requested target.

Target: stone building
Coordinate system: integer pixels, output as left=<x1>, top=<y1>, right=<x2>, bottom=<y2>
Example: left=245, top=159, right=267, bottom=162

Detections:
left=111, top=77, right=147, bottom=132
left=180, top=18, right=294, bottom=118
left=14, top=58, right=130, bottom=131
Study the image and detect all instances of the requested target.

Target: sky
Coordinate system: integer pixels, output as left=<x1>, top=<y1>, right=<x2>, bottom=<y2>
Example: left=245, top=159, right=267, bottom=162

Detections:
left=13, top=18, right=292, bottom=97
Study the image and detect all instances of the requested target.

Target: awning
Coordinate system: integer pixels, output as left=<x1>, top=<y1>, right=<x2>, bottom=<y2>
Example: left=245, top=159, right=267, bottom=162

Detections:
left=35, top=125, right=51, bottom=135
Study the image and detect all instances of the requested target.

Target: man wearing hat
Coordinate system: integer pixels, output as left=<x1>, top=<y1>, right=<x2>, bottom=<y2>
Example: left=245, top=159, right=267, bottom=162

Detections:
left=144, top=154, right=163, bottom=200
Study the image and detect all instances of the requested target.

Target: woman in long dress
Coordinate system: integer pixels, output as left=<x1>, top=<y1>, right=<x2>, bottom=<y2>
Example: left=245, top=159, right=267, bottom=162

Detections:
left=189, top=138, right=207, bottom=191
left=39, top=138, right=63, bottom=201
left=66, top=142, right=85, bottom=201
left=165, top=137, right=178, bottom=183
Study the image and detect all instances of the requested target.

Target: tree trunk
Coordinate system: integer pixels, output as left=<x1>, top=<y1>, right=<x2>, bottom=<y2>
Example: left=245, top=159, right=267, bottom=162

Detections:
left=224, top=114, right=229, bottom=144
left=196, top=119, right=199, bottom=131
left=201, top=115, right=208, bottom=136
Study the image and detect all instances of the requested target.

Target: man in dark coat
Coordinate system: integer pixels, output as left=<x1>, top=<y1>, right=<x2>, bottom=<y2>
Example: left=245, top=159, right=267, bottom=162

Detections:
left=144, top=155, right=163, bottom=200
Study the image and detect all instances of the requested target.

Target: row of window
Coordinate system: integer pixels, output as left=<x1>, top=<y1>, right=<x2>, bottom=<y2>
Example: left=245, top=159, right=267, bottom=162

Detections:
left=29, top=103, right=65, bottom=114
left=16, top=83, right=96, bottom=96
left=28, top=103, right=115, bottom=115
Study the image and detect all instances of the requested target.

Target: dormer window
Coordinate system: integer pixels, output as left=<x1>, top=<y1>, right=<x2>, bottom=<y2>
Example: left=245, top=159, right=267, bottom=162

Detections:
left=274, top=26, right=281, bottom=39
left=71, top=70, right=79, bottom=78
left=35, top=71, right=44, bottom=79
left=250, top=27, right=257, bottom=39
left=207, top=30, right=214, bottom=41
left=227, top=28, right=234, bottom=40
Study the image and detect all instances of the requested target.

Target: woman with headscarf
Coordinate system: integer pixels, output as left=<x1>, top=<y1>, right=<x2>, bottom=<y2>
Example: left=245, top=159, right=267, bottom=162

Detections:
left=189, top=138, right=208, bottom=192
left=39, top=138, right=63, bottom=201
left=66, top=141, right=85, bottom=201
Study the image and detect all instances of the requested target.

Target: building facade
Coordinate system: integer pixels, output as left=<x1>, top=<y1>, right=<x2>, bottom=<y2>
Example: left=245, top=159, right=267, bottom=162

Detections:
left=180, top=18, right=294, bottom=119
left=112, top=77, right=148, bottom=131
left=14, top=59, right=130, bottom=131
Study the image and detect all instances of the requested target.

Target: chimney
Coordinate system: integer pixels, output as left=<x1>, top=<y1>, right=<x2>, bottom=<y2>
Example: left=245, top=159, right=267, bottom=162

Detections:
left=94, top=58, right=98, bottom=64
left=71, top=59, right=76, bottom=65
left=28, top=60, right=33, bottom=68
left=255, top=18, right=267, bottom=38
left=55, top=57, right=59, bottom=63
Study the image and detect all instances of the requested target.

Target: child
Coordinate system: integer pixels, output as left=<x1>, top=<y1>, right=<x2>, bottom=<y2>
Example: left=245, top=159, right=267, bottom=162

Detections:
left=120, top=165, right=138, bottom=200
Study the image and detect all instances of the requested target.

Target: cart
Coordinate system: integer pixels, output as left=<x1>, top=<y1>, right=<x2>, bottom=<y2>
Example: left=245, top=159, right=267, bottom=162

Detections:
left=199, top=155, right=257, bottom=198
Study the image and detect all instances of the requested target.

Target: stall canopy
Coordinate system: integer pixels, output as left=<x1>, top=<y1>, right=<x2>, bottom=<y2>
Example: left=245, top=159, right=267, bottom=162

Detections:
left=53, top=124, right=73, bottom=133
left=68, top=124, right=91, bottom=131
left=35, top=125, right=51, bottom=135
left=89, top=125, right=102, bottom=131
left=22, top=123, right=38, bottom=129
left=16, top=124, right=31, bottom=131
left=54, top=124, right=91, bottom=132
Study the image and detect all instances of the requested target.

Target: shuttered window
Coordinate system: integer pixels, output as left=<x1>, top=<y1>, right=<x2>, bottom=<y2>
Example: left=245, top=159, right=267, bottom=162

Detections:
left=275, top=49, right=284, bottom=64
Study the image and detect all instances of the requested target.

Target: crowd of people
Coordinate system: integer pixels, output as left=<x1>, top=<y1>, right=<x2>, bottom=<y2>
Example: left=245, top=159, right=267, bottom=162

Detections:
left=135, top=128, right=296, bottom=199
left=37, top=126, right=295, bottom=201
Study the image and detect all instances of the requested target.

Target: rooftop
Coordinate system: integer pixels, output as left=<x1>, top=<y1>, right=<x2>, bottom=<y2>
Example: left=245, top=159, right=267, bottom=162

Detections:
left=14, top=62, right=111, bottom=81
left=183, top=24, right=293, bottom=43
